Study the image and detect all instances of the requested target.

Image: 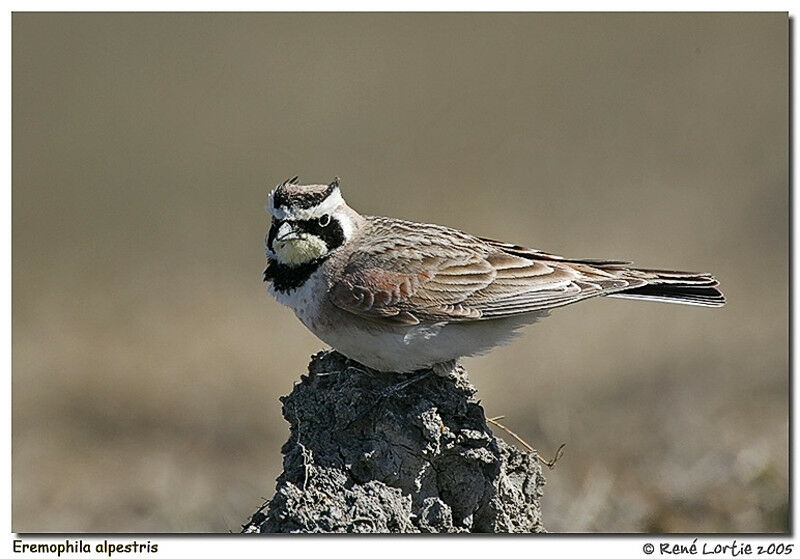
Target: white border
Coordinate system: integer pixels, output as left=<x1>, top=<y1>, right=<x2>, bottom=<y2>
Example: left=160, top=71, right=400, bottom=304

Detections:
left=4, top=3, right=796, bottom=11
left=4, top=8, right=794, bottom=559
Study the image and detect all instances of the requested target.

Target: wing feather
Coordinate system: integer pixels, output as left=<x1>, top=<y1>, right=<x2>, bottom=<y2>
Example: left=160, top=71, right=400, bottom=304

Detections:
left=329, top=218, right=695, bottom=324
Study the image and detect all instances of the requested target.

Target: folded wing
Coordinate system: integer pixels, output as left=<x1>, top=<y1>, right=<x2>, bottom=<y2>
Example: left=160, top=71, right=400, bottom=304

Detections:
left=328, top=222, right=711, bottom=325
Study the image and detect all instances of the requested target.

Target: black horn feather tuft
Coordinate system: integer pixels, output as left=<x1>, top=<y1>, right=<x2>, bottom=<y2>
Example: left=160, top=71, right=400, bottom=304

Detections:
left=273, top=177, right=341, bottom=210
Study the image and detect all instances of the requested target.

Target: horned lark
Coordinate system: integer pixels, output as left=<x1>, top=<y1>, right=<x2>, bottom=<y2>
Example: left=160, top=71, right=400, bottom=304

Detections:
left=264, top=177, right=724, bottom=374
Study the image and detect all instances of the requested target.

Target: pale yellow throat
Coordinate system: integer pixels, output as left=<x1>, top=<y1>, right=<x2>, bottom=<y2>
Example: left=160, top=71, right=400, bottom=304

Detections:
left=274, top=235, right=328, bottom=266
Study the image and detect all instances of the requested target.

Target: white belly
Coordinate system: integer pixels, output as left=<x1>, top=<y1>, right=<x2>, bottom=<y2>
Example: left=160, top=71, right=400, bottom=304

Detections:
left=269, top=266, right=547, bottom=372
left=304, top=308, right=547, bottom=373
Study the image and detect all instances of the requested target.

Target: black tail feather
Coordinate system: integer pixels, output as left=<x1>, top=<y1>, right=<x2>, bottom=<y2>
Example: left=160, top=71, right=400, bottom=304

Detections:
left=609, top=283, right=726, bottom=307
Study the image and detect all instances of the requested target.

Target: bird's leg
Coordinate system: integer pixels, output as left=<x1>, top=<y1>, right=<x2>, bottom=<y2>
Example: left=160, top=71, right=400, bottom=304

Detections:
left=432, top=359, right=459, bottom=378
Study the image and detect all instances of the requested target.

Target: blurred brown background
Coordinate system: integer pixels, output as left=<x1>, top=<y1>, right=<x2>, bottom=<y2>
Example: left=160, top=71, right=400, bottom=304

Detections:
left=12, top=13, right=788, bottom=533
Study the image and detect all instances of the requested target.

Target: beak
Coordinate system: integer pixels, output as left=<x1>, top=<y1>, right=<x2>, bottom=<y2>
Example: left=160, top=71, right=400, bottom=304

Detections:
left=275, top=221, right=300, bottom=242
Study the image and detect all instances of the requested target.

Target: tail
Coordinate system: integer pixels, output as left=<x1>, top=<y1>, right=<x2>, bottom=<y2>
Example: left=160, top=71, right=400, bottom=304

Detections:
left=607, top=269, right=725, bottom=307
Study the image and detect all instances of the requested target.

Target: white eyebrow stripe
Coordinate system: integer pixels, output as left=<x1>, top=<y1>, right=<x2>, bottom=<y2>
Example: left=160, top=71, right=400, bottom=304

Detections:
left=267, top=187, right=345, bottom=220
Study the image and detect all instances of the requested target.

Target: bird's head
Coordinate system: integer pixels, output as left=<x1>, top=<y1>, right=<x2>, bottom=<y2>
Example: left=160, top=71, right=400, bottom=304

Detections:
left=266, top=176, right=356, bottom=266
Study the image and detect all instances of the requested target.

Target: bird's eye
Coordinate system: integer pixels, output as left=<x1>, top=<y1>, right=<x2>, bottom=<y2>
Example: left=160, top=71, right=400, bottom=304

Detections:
left=318, top=214, right=331, bottom=227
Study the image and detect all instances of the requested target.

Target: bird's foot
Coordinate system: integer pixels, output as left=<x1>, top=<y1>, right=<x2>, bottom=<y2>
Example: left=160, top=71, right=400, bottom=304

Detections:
left=383, top=369, right=433, bottom=396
